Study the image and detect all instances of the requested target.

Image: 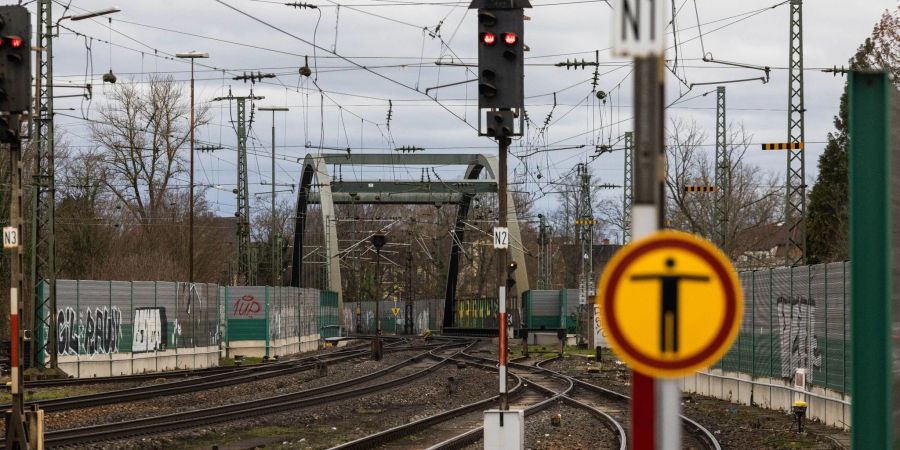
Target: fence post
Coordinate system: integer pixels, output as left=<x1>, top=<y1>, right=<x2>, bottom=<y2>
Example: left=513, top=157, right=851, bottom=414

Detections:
left=849, top=70, right=892, bottom=449
left=76, top=280, right=81, bottom=378
left=109, top=280, right=113, bottom=375
left=769, top=268, right=773, bottom=380
left=843, top=261, right=847, bottom=394
left=751, top=270, right=756, bottom=379
left=130, top=282, right=134, bottom=375
left=265, top=285, right=270, bottom=359
left=824, top=263, right=828, bottom=389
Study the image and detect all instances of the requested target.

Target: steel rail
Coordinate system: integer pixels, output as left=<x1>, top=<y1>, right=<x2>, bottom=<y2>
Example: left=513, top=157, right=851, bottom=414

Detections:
left=423, top=353, right=628, bottom=450
left=8, top=337, right=392, bottom=388
left=533, top=357, right=722, bottom=450
left=5, top=349, right=369, bottom=413
left=327, top=355, right=525, bottom=450
left=17, top=339, right=475, bottom=448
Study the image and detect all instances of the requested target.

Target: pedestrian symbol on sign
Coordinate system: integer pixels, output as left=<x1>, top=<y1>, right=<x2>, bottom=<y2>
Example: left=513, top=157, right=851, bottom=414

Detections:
left=631, top=258, right=709, bottom=354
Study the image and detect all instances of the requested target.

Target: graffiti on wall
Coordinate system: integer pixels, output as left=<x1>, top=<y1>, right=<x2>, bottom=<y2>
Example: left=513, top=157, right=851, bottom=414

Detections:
left=85, top=306, right=123, bottom=355
left=777, top=295, right=822, bottom=379
left=57, top=307, right=79, bottom=355
left=56, top=306, right=123, bottom=356
left=132, top=307, right=168, bottom=353
left=233, top=295, right=262, bottom=318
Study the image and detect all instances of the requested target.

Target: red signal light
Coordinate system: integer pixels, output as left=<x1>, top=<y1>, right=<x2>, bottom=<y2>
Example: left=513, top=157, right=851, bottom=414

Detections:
left=482, top=32, right=496, bottom=45
left=8, top=36, right=22, bottom=49
left=503, top=33, right=518, bottom=45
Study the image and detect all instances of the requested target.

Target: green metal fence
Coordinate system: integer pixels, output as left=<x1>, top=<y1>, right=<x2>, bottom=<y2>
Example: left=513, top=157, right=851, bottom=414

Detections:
left=319, top=290, right=340, bottom=338
left=524, top=289, right=579, bottom=333
left=343, top=299, right=444, bottom=334
left=223, top=285, right=326, bottom=349
left=716, top=262, right=851, bottom=394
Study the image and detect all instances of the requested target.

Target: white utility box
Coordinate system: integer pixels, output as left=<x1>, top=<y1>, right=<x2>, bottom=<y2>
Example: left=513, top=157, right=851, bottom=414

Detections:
left=483, top=409, right=524, bottom=450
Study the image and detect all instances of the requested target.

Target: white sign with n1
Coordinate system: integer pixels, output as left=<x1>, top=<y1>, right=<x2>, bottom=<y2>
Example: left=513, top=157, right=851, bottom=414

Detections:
left=611, top=0, right=666, bottom=57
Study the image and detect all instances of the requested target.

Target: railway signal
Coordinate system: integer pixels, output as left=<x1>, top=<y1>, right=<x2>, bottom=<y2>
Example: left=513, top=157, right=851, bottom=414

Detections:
left=474, top=0, right=529, bottom=137
left=0, top=5, right=31, bottom=116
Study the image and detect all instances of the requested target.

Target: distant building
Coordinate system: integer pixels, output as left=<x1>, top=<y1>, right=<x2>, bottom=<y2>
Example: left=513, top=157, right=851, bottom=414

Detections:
left=733, top=223, right=802, bottom=269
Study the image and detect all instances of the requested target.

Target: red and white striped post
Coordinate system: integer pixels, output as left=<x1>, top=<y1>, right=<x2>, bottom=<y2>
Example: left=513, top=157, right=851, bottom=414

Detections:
left=5, top=122, right=31, bottom=448
left=498, top=286, right=508, bottom=408
left=10, top=287, right=19, bottom=398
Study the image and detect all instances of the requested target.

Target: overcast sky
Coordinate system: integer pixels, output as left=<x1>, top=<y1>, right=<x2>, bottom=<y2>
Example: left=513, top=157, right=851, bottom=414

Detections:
left=43, top=0, right=896, bottom=231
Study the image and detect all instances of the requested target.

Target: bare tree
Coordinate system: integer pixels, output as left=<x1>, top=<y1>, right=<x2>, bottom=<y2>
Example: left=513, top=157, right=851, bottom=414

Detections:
left=91, top=75, right=208, bottom=230
left=56, top=145, right=113, bottom=279
left=665, top=118, right=782, bottom=260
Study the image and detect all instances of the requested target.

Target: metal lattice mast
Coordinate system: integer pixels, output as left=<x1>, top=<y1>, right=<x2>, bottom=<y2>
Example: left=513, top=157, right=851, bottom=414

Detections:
left=236, top=99, right=252, bottom=285
left=622, top=132, right=633, bottom=243
left=31, top=0, right=57, bottom=370
left=214, top=91, right=263, bottom=285
left=714, top=86, right=728, bottom=253
left=785, top=0, right=806, bottom=265
left=537, top=214, right=549, bottom=289
left=576, top=163, right=593, bottom=345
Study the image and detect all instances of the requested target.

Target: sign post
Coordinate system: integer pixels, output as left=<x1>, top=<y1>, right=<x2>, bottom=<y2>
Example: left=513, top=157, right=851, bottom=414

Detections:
left=598, top=232, right=743, bottom=449
left=611, top=0, right=668, bottom=448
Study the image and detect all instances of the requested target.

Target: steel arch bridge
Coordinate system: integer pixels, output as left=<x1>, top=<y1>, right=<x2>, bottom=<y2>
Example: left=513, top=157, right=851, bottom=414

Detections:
left=290, top=153, right=530, bottom=329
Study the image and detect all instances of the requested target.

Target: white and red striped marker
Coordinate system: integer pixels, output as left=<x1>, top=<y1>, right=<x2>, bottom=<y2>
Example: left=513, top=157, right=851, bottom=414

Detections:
left=498, top=286, right=507, bottom=405
left=10, top=287, right=18, bottom=395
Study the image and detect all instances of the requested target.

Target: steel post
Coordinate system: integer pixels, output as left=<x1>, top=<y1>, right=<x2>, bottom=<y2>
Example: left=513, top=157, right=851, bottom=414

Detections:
left=632, top=54, right=668, bottom=450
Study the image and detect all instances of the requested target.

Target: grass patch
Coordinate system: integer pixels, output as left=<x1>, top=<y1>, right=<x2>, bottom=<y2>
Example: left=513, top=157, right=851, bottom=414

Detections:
left=764, top=434, right=820, bottom=449
left=0, top=386, right=110, bottom=404
left=171, top=424, right=355, bottom=449
left=219, top=356, right=264, bottom=367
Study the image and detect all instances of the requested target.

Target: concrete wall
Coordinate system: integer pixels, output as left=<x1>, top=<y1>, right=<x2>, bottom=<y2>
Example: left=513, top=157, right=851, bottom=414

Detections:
left=226, top=334, right=321, bottom=359
left=57, top=345, right=220, bottom=378
left=681, top=369, right=851, bottom=430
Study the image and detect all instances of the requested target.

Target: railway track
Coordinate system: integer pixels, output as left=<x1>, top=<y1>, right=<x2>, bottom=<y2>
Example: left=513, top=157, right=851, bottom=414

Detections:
left=1, top=338, right=476, bottom=448
left=416, top=353, right=627, bottom=450
left=0, top=337, right=443, bottom=414
left=8, top=336, right=400, bottom=389
left=329, top=350, right=626, bottom=450
left=531, top=357, right=721, bottom=450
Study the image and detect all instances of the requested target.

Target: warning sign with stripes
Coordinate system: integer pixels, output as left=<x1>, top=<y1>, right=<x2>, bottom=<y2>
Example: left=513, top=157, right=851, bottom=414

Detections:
left=761, top=142, right=803, bottom=150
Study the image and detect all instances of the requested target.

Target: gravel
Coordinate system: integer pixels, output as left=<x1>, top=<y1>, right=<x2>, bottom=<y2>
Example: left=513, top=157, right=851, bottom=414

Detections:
left=543, top=354, right=849, bottom=449
left=525, top=404, right=619, bottom=450
left=47, top=349, right=422, bottom=432
left=97, top=363, right=499, bottom=449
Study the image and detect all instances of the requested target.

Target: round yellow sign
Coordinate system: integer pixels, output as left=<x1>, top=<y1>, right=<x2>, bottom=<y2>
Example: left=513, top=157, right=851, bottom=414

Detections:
left=596, top=230, right=742, bottom=378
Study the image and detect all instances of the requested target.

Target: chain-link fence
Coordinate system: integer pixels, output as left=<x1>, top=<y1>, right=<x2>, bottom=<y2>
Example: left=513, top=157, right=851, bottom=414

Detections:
left=716, top=262, right=850, bottom=394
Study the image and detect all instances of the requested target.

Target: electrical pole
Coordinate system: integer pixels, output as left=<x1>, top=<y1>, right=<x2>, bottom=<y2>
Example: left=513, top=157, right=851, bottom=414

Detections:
left=405, top=249, right=413, bottom=334
left=31, top=0, right=57, bottom=371
left=176, top=51, right=209, bottom=287
left=371, top=234, right=386, bottom=359
left=576, top=163, right=594, bottom=347
left=623, top=131, right=633, bottom=244
left=213, top=91, right=264, bottom=285
left=259, top=106, right=289, bottom=285
left=785, top=0, right=806, bottom=265
left=714, top=86, right=728, bottom=253
left=537, top=214, right=550, bottom=289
